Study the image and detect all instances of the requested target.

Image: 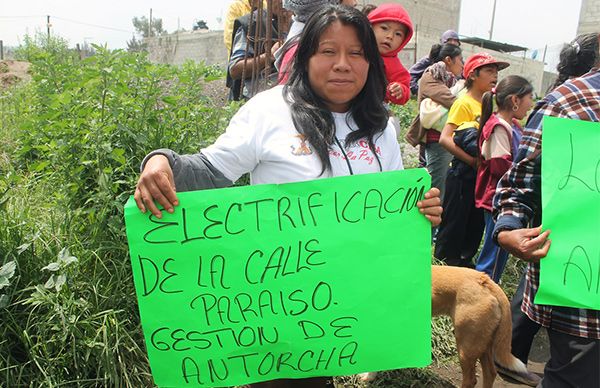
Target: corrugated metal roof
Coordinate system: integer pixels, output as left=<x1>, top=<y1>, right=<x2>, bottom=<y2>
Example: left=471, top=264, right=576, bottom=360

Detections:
left=461, top=36, right=528, bottom=53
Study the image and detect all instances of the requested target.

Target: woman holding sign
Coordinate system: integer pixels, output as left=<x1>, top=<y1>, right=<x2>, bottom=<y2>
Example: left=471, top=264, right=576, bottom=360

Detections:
left=134, top=4, right=441, bottom=387
left=134, top=5, right=441, bottom=224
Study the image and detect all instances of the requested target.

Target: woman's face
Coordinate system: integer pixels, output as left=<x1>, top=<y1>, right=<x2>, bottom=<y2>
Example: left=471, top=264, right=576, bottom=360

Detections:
left=445, top=55, right=463, bottom=77
left=308, top=21, right=369, bottom=113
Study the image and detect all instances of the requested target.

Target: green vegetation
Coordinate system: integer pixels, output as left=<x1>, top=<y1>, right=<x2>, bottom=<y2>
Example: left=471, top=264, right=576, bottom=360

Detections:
left=0, top=35, right=524, bottom=387
left=0, top=34, right=234, bottom=386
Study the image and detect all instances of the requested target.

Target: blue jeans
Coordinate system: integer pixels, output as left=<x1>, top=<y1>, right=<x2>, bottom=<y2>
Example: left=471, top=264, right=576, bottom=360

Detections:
left=425, top=141, right=453, bottom=201
left=475, top=210, right=509, bottom=282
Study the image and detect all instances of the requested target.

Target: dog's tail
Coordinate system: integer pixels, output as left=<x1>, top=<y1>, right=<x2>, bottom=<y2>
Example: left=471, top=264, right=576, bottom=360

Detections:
left=488, top=279, right=541, bottom=387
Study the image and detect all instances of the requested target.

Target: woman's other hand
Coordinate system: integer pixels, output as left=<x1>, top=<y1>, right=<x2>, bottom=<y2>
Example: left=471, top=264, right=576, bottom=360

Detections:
left=417, top=187, right=442, bottom=227
left=497, top=226, right=551, bottom=263
left=134, top=155, right=179, bottom=218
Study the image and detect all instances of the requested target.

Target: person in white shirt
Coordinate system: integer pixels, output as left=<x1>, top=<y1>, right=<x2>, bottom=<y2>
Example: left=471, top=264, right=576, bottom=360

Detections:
left=135, top=4, right=441, bottom=224
left=134, top=5, right=441, bottom=387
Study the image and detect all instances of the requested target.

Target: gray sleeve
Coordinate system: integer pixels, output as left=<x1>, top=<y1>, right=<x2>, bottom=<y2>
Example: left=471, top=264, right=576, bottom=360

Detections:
left=228, top=28, right=252, bottom=73
left=141, top=149, right=233, bottom=192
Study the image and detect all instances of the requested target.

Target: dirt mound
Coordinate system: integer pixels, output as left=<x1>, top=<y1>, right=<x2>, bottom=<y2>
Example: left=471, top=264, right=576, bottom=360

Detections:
left=0, top=60, right=31, bottom=88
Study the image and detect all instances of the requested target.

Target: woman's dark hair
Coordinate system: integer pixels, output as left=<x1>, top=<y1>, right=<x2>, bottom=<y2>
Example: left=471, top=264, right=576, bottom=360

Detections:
left=550, top=33, right=599, bottom=91
left=479, top=75, right=533, bottom=132
left=428, top=43, right=462, bottom=63
left=283, top=4, right=388, bottom=174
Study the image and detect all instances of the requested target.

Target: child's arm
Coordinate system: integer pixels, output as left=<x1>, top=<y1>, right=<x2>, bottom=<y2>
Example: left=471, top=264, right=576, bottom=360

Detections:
left=386, top=66, right=411, bottom=105
left=482, top=125, right=513, bottom=184
left=439, top=122, right=476, bottom=167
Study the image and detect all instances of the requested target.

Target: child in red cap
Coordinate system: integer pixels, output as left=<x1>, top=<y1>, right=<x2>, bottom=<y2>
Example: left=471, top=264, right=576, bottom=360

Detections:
left=434, top=52, right=509, bottom=268
left=366, top=3, right=414, bottom=105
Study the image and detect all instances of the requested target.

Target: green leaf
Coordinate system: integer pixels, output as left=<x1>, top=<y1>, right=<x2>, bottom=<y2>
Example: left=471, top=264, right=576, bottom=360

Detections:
left=57, top=247, right=77, bottom=265
left=16, top=242, right=32, bottom=254
left=161, top=95, right=179, bottom=105
left=42, top=263, right=60, bottom=272
left=0, top=294, right=8, bottom=308
left=30, top=161, right=50, bottom=172
left=0, top=261, right=16, bottom=278
left=62, top=256, right=78, bottom=266
left=54, top=274, right=67, bottom=291
left=110, top=148, right=126, bottom=164
left=44, top=275, right=55, bottom=289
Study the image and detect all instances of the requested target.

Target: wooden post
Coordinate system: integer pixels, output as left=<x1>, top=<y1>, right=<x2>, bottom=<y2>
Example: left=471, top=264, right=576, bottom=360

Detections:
left=47, top=15, right=51, bottom=44
left=149, top=8, right=153, bottom=38
left=542, top=44, right=548, bottom=67
left=0, top=40, right=4, bottom=60
left=489, top=0, right=497, bottom=40
left=413, top=23, right=418, bottom=65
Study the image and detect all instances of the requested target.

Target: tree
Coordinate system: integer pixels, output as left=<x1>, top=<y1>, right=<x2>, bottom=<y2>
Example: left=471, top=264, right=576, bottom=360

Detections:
left=126, top=35, right=146, bottom=52
left=192, top=20, right=209, bottom=31
left=132, top=16, right=165, bottom=38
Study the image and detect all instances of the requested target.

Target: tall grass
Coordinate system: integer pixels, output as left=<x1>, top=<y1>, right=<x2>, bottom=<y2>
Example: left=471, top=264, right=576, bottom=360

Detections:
left=0, top=34, right=235, bottom=387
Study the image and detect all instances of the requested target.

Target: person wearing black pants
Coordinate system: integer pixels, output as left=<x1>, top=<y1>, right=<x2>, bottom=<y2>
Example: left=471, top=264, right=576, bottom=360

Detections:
left=510, top=269, right=542, bottom=364
left=434, top=128, right=484, bottom=267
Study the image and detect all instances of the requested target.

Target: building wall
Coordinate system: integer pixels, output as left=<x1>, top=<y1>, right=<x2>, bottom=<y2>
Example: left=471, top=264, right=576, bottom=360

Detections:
left=577, top=0, right=600, bottom=36
left=145, top=1, right=545, bottom=95
left=459, top=44, right=545, bottom=95
left=362, top=0, right=461, bottom=38
left=146, top=31, right=228, bottom=67
left=401, top=35, right=546, bottom=96
left=147, top=0, right=462, bottom=68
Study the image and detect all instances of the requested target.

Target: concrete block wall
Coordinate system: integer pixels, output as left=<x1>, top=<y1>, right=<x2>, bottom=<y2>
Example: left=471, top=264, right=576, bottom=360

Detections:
left=146, top=0, right=462, bottom=68
left=146, top=31, right=229, bottom=67
left=459, top=44, right=545, bottom=96
left=145, top=1, right=545, bottom=95
left=363, top=0, right=461, bottom=38
left=360, top=1, right=547, bottom=95
left=577, top=0, right=600, bottom=36
left=399, top=32, right=546, bottom=96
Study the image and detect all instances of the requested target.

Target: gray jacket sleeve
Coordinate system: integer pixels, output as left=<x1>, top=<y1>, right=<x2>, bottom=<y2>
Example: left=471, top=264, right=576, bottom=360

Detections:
left=141, top=149, right=233, bottom=192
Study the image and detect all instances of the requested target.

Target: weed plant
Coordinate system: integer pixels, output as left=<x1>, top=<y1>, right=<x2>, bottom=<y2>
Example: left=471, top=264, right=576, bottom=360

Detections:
left=0, top=34, right=235, bottom=387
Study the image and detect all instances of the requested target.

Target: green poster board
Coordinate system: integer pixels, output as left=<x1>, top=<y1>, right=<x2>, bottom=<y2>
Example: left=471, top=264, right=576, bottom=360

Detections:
left=124, top=168, right=432, bottom=387
left=537, top=116, right=600, bottom=309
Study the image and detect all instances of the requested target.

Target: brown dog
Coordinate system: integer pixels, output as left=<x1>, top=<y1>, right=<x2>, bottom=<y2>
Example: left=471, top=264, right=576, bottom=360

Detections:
left=360, top=265, right=540, bottom=387
left=431, top=265, right=540, bottom=388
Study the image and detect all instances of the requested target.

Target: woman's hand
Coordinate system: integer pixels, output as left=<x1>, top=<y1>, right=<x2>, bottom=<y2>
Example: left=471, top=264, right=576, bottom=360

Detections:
left=134, top=155, right=179, bottom=218
left=497, top=226, right=551, bottom=263
left=417, top=187, right=442, bottom=227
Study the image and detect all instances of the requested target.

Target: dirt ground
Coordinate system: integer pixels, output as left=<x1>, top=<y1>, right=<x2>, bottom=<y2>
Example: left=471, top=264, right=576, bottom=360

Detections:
left=429, top=329, right=549, bottom=388
left=0, top=60, right=31, bottom=88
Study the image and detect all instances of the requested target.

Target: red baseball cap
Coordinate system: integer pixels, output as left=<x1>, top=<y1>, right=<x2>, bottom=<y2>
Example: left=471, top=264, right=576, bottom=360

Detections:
left=463, top=52, right=509, bottom=79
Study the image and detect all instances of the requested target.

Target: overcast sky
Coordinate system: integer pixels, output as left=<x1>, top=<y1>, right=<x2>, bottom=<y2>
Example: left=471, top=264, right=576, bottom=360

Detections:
left=1, top=0, right=583, bottom=66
